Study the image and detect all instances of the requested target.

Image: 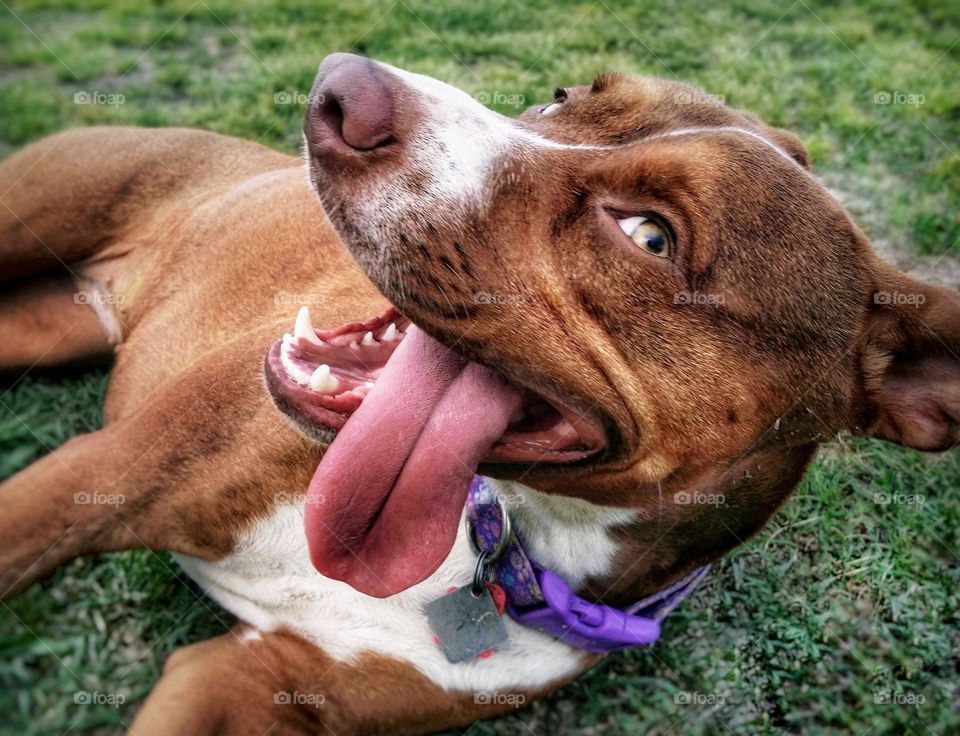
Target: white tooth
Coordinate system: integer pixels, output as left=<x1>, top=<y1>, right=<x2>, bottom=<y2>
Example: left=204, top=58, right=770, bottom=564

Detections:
left=362, top=331, right=376, bottom=346
left=382, top=323, right=398, bottom=341
left=294, top=306, right=322, bottom=346
left=349, top=340, right=360, bottom=350
left=282, top=332, right=294, bottom=345
left=309, top=364, right=339, bottom=393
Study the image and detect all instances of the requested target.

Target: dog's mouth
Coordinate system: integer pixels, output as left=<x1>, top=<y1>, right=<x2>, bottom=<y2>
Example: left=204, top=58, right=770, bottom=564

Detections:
left=264, top=305, right=605, bottom=597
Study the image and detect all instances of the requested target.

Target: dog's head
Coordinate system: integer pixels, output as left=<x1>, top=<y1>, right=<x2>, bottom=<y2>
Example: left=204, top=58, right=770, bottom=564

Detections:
left=281, top=53, right=959, bottom=599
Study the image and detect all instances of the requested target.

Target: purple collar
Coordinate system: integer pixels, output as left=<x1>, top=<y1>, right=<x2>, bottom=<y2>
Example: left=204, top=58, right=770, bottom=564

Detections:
left=466, top=476, right=710, bottom=653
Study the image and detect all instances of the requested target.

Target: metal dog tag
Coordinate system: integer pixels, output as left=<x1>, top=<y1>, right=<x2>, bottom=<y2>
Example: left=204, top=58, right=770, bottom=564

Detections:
left=426, top=584, right=508, bottom=663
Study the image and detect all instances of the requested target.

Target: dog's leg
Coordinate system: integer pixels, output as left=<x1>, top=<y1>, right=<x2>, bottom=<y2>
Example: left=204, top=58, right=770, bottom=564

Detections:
left=1, top=126, right=290, bottom=281
left=128, top=630, right=300, bottom=736
left=0, top=270, right=114, bottom=373
left=0, top=128, right=148, bottom=370
left=0, top=397, right=204, bottom=598
left=0, top=128, right=136, bottom=281
left=1, top=127, right=291, bottom=369
left=2, top=128, right=234, bottom=278
left=0, top=423, right=147, bottom=598
left=129, top=627, right=518, bottom=736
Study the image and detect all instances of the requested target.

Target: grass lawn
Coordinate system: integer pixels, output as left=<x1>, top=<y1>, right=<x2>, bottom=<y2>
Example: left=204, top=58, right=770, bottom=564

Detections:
left=1, top=0, right=958, bottom=734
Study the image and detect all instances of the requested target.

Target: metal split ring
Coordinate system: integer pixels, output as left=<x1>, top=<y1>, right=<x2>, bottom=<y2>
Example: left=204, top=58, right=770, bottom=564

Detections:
left=471, top=550, right=489, bottom=596
left=466, top=495, right=513, bottom=564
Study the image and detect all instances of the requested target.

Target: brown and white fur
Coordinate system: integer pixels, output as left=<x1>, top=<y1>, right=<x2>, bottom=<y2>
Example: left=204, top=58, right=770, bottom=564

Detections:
left=1, top=54, right=958, bottom=734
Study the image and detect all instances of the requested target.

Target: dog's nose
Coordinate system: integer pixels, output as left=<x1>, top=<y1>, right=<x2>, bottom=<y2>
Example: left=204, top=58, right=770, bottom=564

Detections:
left=306, top=53, right=396, bottom=152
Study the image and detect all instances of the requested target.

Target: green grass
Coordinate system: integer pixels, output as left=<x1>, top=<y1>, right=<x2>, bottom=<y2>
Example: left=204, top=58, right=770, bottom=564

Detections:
left=1, top=1, right=958, bottom=734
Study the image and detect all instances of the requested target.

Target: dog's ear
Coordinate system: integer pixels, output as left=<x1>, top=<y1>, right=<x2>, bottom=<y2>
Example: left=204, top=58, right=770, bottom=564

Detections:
left=853, top=262, right=960, bottom=451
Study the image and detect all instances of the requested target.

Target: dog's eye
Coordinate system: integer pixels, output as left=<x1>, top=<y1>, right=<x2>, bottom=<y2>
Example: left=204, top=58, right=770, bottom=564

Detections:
left=618, top=216, right=671, bottom=258
left=541, top=102, right=563, bottom=116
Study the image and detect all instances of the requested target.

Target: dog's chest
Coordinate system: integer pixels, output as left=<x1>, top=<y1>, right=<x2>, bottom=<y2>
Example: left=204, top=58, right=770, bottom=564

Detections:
left=175, top=484, right=635, bottom=693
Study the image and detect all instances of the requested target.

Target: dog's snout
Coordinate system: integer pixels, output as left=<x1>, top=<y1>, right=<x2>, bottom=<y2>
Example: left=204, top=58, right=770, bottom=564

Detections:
left=307, top=53, right=396, bottom=152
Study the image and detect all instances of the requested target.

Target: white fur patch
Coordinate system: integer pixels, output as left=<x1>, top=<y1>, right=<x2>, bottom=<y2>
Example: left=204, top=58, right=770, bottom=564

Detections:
left=381, top=65, right=522, bottom=203
left=175, top=479, right=635, bottom=693
left=382, top=63, right=596, bottom=153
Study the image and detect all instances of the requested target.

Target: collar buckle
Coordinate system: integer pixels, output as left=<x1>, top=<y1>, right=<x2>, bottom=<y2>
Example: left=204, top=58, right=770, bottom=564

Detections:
left=507, top=565, right=661, bottom=653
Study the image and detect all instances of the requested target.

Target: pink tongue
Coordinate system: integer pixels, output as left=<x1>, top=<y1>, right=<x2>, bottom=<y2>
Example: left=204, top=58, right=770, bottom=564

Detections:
left=304, top=326, right=522, bottom=597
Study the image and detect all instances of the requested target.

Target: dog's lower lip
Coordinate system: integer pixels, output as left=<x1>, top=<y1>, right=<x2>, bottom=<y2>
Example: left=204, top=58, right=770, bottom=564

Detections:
left=264, top=308, right=607, bottom=463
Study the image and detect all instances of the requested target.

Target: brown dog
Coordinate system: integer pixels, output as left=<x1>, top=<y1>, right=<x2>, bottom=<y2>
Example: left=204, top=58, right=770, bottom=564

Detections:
left=1, top=53, right=958, bottom=734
